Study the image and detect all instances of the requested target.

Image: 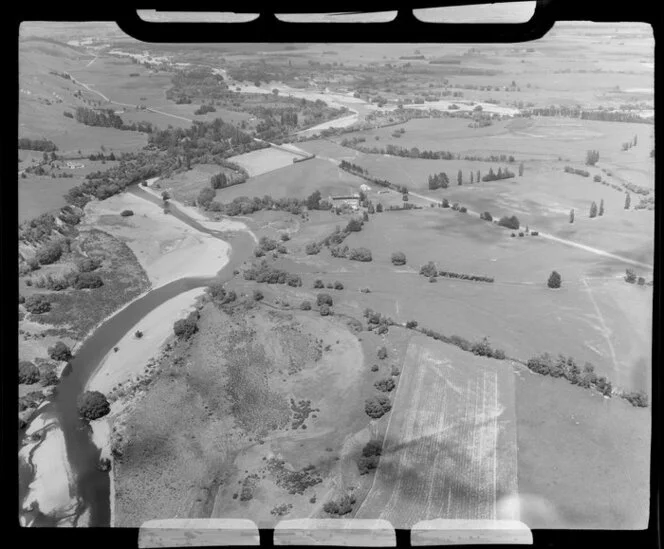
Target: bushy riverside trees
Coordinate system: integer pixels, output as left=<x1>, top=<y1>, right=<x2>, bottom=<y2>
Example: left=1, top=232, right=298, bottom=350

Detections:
left=48, top=341, right=72, bottom=361
left=77, top=391, right=111, bottom=421
left=173, top=310, right=200, bottom=340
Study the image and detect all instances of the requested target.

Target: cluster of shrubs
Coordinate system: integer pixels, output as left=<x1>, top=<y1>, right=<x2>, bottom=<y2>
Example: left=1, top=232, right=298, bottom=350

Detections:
left=497, top=215, right=520, bottom=230
left=357, top=440, right=383, bottom=475
left=375, top=378, right=395, bottom=392
left=305, top=242, right=322, bottom=255
left=254, top=236, right=287, bottom=257
left=207, top=283, right=238, bottom=305
left=323, top=493, right=357, bottom=515
left=19, top=361, right=41, bottom=384
left=624, top=269, right=648, bottom=286
left=120, top=209, right=134, bottom=217
left=243, top=260, right=302, bottom=287
left=437, top=270, right=494, bottom=283
left=564, top=166, right=590, bottom=177
left=480, top=211, right=493, bottom=222
left=364, top=308, right=394, bottom=335
left=419, top=262, right=494, bottom=283
left=173, top=310, right=200, bottom=340
left=313, top=279, right=344, bottom=290
left=24, top=294, right=52, bottom=314
left=364, top=394, right=392, bottom=418
left=526, top=353, right=615, bottom=395
left=470, top=337, right=506, bottom=359
left=348, top=247, right=373, bottom=262
left=194, top=104, right=216, bottom=115
left=35, top=241, right=64, bottom=265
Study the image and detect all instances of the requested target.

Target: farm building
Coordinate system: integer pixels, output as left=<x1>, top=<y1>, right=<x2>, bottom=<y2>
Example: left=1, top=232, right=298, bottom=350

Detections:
left=66, top=161, right=85, bottom=169
left=360, top=183, right=372, bottom=193
left=329, top=194, right=361, bottom=210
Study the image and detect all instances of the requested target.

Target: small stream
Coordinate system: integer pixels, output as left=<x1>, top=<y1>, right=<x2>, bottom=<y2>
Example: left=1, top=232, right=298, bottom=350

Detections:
left=18, top=189, right=255, bottom=527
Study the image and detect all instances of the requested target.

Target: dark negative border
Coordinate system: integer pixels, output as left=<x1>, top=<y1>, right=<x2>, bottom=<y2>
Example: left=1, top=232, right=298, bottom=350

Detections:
left=6, top=2, right=661, bottom=548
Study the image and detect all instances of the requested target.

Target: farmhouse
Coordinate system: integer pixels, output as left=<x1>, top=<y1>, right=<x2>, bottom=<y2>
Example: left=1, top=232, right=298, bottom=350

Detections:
left=66, top=161, right=85, bottom=169
left=329, top=194, right=361, bottom=210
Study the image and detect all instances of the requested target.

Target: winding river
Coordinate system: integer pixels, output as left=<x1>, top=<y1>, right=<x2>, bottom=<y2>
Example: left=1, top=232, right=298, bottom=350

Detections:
left=19, top=188, right=256, bottom=527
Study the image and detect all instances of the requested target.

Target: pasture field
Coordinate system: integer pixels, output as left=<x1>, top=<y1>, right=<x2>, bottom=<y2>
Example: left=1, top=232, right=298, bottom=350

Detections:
left=156, top=164, right=233, bottom=205
left=514, top=367, right=650, bottom=529
left=337, top=207, right=650, bottom=392
left=328, top=117, right=654, bottom=165
left=211, top=158, right=367, bottom=203
left=355, top=336, right=518, bottom=528
left=228, top=147, right=303, bottom=177
left=19, top=175, right=83, bottom=222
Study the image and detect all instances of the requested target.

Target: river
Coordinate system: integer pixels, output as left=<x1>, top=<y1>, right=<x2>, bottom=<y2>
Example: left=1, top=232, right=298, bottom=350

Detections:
left=18, top=188, right=256, bottom=527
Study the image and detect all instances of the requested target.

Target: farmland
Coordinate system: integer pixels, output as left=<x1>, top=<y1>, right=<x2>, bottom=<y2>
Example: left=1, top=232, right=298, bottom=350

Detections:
left=355, top=337, right=518, bottom=528
left=18, top=20, right=653, bottom=533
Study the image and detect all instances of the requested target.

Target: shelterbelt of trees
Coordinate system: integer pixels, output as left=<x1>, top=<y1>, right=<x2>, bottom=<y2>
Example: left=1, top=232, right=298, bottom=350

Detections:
left=520, top=105, right=653, bottom=124
left=73, top=106, right=154, bottom=133
left=64, top=118, right=264, bottom=208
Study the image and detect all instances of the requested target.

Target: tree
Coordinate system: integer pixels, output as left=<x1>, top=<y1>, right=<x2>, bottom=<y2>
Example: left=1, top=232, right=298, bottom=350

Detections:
left=391, top=251, right=407, bottom=266
left=364, top=395, right=391, bottom=418
left=120, top=209, right=134, bottom=217
left=77, top=391, right=111, bottom=421
left=599, top=199, right=604, bottom=216
left=348, top=247, right=372, bottom=262
left=161, top=191, right=170, bottom=202
left=376, top=203, right=383, bottom=213
left=547, top=271, right=562, bottom=289
left=173, top=311, right=199, bottom=339
left=18, top=361, right=40, bottom=384
left=498, top=215, right=520, bottom=230
left=585, top=149, right=600, bottom=166
left=197, top=187, right=216, bottom=208
left=377, top=346, right=388, bottom=360
left=569, top=209, right=575, bottom=223
left=470, top=171, right=474, bottom=183
left=300, top=300, right=312, bottom=310
left=210, top=172, right=227, bottom=189
left=624, top=269, right=637, bottom=283
left=589, top=201, right=598, bottom=218
left=317, top=293, right=333, bottom=307
left=375, top=378, right=395, bottom=392
left=624, top=193, right=631, bottom=209
left=48, top=341, right=72, bottom=361
left=319, top=304, right=332, bottom=316
left=457, top=170, right=463, bottom=186
left=518, top=162, right=524, bottom=176
left=476, top=170, right=480, bottom=183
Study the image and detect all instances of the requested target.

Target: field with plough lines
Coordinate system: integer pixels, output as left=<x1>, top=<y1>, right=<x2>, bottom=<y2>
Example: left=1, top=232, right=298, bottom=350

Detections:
left=356, top=336, right=518, bottom=528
